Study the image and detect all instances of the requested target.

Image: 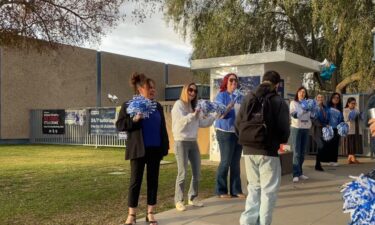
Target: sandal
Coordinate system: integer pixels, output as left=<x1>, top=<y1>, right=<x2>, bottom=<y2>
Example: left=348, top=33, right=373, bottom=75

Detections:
left=146, top=211, right=158, bottom=225
left=124, top=213, right=136, bottom=225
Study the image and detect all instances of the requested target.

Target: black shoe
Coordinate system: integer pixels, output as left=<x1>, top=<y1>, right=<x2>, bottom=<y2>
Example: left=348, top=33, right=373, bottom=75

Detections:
left=146, top=211, right=158, bottom=225
left=124, top=214, right=136, bottom=225
left=315, top=165, right=324, bottom=171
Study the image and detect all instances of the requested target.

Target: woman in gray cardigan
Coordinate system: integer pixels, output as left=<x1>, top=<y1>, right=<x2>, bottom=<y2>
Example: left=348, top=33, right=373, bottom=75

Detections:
left=116, top=72, right=169, bottom=225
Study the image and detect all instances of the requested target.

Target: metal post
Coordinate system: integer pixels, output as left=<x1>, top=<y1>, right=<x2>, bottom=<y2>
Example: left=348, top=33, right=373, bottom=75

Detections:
left=96, top=51, right=102, bottom=107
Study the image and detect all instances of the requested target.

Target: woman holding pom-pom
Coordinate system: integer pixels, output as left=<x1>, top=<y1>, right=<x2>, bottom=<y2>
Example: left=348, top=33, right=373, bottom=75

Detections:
left=342, top=97, right=362, bottom=164
left=214, top=73, right=245, bottom=198
left=326, top=93, right=344, bottom=166
left=171, top=83, right=215, bottom=211
left=290, top=86, right=312, bottom=182
left=116, top=72, right=169, bottom=225
left=312, top=94, right=331, bottom=171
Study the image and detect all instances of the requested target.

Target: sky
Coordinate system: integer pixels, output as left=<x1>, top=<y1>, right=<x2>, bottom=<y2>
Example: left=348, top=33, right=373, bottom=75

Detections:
left=98, top=3, right=192, bottom=67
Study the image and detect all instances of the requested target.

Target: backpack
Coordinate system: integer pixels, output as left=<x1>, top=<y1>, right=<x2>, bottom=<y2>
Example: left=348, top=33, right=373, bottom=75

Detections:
left=238, top=92, right=275, bottom=148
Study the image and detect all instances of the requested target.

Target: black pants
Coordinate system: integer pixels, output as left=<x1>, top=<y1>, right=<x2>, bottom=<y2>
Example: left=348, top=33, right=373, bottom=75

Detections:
left=324, top=129, right=340, bottom=162
left=128, top=147, right=162, bottom=208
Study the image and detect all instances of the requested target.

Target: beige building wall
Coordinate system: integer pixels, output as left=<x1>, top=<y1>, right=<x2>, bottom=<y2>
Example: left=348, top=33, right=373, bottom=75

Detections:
left=0, top=46, right=97, bottom=139
left=100, top=52, right=167, bottom=107
left=167, top=64, right=194, bottom=85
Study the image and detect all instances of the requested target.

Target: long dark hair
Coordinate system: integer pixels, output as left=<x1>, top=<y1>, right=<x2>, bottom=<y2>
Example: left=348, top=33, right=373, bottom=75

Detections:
left=294, top=86, right=309, bottom=101
left=345, top=97, right=356, bottom=108
left=327, top=92, right=343, bottom=112
left=219, top=73, right=238, bottom=92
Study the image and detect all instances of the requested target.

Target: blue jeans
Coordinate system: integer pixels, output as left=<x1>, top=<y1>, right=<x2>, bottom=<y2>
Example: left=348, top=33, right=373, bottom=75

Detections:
left=174, top=141, right=201, bottom=203
left=291, top=127, right=310, bottom=177
left=240, top=155, right=281, bottom=225
left=215, top=130, right=243, bottom=196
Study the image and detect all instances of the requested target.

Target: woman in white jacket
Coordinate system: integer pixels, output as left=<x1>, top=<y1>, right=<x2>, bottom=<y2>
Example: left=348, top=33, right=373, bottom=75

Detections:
left=172, top=83, right=215, bottom=212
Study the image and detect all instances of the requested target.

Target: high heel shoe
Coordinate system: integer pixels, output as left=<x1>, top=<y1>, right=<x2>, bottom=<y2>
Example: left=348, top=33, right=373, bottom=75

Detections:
left=124, top=214, right=136, bottom=225
left=146, top=211, right=158, bottom=225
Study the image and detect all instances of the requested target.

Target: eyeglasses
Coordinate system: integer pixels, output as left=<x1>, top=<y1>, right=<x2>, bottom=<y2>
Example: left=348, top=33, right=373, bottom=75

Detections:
left=188, top=87, right=198, bottom=94
left=229, top=78, right=238, bottom=83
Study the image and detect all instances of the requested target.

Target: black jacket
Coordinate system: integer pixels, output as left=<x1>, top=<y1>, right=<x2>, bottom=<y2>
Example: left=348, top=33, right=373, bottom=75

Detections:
left=235, top=86, right=290, bottom=156
left=116, top=101, right=169, bottom=160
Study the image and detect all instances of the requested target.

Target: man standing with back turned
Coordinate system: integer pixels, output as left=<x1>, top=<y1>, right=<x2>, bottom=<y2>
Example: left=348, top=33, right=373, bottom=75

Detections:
left=235, top=71, right=290, bottom=225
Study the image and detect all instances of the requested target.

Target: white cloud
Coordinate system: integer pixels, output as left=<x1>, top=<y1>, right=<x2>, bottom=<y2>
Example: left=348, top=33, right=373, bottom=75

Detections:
left=98, top=3, right=193, bottom=67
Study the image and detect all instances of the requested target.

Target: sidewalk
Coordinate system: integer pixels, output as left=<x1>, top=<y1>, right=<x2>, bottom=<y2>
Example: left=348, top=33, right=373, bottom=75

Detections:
left=145, top=157, right=374, bottom=225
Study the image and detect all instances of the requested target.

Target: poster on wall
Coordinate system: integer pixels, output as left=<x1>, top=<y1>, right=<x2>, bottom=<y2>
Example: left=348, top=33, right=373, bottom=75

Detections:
left=89, top=108, right=117, bottom=135
left=65, top=110, right=86, bottom=126
left=210, top=75, right=261, bottom=161
left=42, top=110, right=65, bottom=134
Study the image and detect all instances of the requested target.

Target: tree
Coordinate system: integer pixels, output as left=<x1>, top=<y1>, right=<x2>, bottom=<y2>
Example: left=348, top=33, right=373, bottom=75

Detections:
left=0, top=0, right=125, bottom=48
left=164, top=0, right=375, bottom=93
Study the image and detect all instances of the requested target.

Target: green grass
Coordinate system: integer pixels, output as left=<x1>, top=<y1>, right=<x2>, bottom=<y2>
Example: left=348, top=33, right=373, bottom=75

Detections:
left=0, top=145, right=217, bottom=225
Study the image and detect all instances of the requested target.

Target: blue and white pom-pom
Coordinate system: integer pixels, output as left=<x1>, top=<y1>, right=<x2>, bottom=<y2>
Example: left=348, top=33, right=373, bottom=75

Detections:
left=196, top=100, right=226, bottom=116
left=232, top=88, right=245, bottom=104
left=337, top=122, right=349, bottom=137
left=341, top=174, right=375, bottom=225
left=126, top=95, right=157, bottom=118
left=322, top=126, right=334, bottom=141
left=301, top=99, right=317, bottom=112
left=348, top=110, right=358, bottom=121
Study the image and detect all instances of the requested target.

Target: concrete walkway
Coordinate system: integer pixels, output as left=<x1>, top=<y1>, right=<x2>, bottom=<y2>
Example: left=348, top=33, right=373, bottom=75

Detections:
left=143, top=156, right=375, bottom=225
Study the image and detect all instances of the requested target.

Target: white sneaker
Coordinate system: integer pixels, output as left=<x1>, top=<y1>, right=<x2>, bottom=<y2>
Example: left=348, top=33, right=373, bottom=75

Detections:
left=175, top=201, right=186, bottom=211
left=293, top=177, right=299, bottom=183
left=330, top=162, right=339, bottom=167
left=299, top=175, right=309, bottom=180
left=188, top=198, right=204, bottom=207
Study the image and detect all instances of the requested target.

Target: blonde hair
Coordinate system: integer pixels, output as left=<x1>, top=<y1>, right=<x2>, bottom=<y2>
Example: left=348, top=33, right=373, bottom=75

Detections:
left=179, top=83, right=197, bottom=110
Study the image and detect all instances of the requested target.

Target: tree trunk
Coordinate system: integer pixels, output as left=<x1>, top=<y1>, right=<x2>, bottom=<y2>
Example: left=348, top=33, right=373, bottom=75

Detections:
left=335, top=72, right=361, bottom=93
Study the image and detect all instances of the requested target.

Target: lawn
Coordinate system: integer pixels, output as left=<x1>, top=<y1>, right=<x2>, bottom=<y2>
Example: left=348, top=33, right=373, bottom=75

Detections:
left=0, top=145, right=217, bottom=225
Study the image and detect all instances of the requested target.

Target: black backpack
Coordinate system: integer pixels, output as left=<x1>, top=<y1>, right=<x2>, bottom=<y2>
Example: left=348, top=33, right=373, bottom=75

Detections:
left=238, top=92, right=275, bottom=148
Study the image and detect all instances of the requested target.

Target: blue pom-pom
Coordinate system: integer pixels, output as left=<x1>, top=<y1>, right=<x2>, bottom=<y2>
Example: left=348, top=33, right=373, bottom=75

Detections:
left=126, top=95, right=157, bottom=118
left=232, top=88, right=245, bottom=104
left=197, top=100, right=226, bottom=115
left=322, top=126, right=334, bottom=141
left=301, top=99, right=317, bottom=112
left=349, top=110, right=358, bottom=121
left=337, top=122, right=349, bottom=137
left=342, top=175, right=375, bottom=225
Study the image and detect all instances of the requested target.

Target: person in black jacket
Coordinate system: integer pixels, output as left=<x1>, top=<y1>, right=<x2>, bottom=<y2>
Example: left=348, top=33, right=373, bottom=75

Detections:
left=116, top=72, right=169, bottom=225
left=236, top=71, right=290, bottom=225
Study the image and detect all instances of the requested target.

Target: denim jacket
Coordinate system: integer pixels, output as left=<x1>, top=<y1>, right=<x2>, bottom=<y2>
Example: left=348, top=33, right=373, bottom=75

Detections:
left=214, top=91, right=236, bottom=132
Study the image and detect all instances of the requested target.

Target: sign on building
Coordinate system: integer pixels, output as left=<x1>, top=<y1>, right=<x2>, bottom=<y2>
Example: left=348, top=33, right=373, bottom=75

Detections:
left=42, top=110, right=65, bottom=134
left=89, top=108, right=117, bottom=135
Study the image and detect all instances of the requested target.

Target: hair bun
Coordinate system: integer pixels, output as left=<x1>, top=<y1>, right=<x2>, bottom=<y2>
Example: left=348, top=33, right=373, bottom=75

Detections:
left=130, top=72, right=146, bottom=86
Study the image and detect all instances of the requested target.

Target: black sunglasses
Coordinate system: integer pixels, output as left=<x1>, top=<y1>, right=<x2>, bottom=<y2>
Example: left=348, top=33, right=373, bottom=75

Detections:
left=188, top=87, right=198, bottom=94
left=229, top=78, right=238, bottom=83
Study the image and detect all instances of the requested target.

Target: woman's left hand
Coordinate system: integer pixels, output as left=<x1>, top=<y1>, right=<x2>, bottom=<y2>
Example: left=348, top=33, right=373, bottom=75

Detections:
left=369, top=118, right=375, bottom=137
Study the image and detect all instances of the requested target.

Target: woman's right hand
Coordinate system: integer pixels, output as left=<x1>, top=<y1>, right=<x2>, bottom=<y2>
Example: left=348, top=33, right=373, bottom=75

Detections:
left=226, top=101, right=235, bottom=110
left=132, top=112, right=143, bottom=122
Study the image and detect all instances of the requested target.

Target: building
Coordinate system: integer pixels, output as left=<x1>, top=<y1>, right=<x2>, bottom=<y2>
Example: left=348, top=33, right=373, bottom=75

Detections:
left=0, top=43, right=194, bottom=143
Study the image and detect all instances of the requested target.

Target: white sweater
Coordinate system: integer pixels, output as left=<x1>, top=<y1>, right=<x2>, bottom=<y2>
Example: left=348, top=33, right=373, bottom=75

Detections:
left=290, top=100, right=312, bottom=129
left=171, top=100, right=215, bottom=141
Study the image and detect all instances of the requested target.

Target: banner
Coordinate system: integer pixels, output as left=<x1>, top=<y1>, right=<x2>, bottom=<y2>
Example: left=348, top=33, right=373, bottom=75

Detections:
left=89, top=108, right=117, bottom=135
left=65, top=110, right=86, bottom=126
left=42, top=110, right=65, bottom=134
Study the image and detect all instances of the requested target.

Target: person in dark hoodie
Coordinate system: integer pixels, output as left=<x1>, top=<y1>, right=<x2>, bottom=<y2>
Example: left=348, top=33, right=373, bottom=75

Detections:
left=235, top=70, right=290, bottom=225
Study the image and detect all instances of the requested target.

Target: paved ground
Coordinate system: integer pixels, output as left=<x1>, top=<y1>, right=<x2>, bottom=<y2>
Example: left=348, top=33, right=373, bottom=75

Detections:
left=140, top=156, right=375, bottom=225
